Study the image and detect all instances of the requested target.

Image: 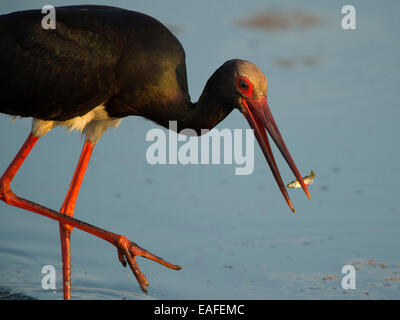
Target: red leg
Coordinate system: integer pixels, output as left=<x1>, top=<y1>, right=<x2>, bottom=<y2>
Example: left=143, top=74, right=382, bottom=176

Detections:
left=0, top=132, right=39, bottom=188
left=0, top=132, right=181, bottom=295
left=59, top=140, right=93, bottom=300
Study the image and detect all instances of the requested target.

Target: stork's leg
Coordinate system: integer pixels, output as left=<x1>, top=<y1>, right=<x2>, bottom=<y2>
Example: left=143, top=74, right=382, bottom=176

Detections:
left=0, top=132, right=181, bottom=294
left=58, top=140, right=93, bottom=300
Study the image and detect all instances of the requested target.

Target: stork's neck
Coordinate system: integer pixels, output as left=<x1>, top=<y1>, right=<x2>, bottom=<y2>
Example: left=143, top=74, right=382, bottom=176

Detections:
left=176, top=75, right=233, bottom=135
left=108, top=64, right=235, bottom=135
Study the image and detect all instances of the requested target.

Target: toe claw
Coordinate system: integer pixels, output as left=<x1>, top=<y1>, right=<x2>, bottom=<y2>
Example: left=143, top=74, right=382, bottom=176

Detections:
left=117, top=249, right=127, bottom=267
left=124, top=251, right=148, bottom=293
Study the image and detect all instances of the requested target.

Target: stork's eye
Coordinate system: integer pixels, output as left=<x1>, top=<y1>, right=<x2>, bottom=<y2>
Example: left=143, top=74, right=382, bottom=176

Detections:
left=237, top=76, right=253, bottom=97
left=239, top=80, right=248, bottom=90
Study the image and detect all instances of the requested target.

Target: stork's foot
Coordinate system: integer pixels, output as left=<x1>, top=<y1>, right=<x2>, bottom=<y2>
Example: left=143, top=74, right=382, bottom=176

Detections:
left=116, top=236, right=181, bottom=293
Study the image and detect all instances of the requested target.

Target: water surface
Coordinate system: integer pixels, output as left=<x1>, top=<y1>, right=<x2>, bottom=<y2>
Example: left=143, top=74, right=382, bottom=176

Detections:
left=0, top=0, right=399, bottom=299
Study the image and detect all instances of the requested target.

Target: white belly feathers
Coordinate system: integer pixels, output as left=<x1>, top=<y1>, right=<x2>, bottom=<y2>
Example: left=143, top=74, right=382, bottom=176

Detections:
left=31, top=104, right=122, bottom=144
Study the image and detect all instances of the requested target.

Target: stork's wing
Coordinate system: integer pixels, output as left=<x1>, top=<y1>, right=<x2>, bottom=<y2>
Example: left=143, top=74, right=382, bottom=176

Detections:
left=0, top=6, right=120, bottom=120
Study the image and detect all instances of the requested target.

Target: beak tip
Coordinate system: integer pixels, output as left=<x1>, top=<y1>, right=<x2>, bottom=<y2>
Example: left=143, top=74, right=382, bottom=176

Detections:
left=302, top=184, right=311, bottom=199
left=287, top=198, right=296, bottom=213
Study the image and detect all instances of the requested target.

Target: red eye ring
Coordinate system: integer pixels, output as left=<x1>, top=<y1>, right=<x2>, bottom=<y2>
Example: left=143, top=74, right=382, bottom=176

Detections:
left=237, top=76, right=253, bottom=97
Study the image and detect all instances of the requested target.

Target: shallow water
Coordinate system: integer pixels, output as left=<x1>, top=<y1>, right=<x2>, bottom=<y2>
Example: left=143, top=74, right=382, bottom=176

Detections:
left=1, top=0, right=399, bottom=299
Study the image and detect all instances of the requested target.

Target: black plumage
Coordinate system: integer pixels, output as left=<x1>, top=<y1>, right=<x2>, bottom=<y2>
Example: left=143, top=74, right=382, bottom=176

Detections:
left=0, top=5, right=190, bottom=122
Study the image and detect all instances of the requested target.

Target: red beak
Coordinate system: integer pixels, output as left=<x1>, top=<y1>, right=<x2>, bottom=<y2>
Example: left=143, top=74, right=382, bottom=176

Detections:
left=241, top=96, right=310, bottom=213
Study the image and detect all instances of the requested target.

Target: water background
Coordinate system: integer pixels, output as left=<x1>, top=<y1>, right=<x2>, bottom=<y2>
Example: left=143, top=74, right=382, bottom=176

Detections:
left=0, top=0, right=399, bottom=299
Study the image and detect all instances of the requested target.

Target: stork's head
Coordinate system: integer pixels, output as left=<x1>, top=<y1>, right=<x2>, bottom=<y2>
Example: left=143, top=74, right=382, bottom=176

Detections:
left=219, top=59, right=310, bottom=212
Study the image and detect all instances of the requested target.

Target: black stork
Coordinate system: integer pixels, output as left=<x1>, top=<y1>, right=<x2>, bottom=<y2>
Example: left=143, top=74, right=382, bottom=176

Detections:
left=0, top=5, right=310, bottom=299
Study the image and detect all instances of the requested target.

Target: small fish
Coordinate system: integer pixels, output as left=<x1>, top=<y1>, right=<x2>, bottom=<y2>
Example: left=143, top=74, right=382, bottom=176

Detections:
left=287, top=170, right=315, bottom=189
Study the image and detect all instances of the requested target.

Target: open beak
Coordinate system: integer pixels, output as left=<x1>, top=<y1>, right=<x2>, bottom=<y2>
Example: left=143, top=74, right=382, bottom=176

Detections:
left=241, top=96, right=310, bottom=213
